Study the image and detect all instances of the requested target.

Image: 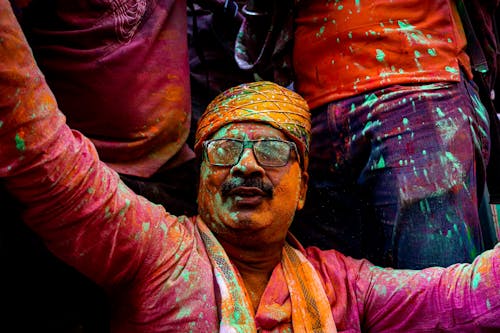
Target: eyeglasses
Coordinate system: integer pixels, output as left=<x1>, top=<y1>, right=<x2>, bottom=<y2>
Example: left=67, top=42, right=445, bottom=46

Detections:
left=203, top=138, right=299, bottom=167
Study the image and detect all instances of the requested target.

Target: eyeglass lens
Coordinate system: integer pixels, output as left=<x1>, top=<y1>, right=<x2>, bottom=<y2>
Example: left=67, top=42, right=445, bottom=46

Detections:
left=206, top=139, right=292, bottom=167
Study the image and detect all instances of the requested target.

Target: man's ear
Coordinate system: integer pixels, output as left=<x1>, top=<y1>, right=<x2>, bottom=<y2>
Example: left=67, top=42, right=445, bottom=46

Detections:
left=296, top=171, right=309, bottom=210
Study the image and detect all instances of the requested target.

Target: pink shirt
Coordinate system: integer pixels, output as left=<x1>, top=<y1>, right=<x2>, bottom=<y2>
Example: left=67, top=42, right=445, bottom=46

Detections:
left=17, top=0, right=193, bottom=177
left=1, top=3, right=499, bottom=331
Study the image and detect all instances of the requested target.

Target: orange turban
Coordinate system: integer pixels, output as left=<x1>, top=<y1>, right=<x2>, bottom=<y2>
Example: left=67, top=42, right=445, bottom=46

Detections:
left=194, top=81, right=311, bottom=169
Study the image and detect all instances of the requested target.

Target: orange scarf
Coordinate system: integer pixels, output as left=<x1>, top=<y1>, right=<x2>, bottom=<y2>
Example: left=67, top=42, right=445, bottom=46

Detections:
left=197, top=217, right=337, bottom=332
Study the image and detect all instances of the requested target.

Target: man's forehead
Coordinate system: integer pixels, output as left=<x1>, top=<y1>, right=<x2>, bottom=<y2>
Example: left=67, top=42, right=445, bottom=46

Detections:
left=210, top=122, right=286, bottom=140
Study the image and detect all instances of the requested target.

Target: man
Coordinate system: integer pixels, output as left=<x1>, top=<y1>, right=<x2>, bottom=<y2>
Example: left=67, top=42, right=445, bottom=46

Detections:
left=1, top=2, right=499, bottom=332
left=235, top=0, right=498, bottom=269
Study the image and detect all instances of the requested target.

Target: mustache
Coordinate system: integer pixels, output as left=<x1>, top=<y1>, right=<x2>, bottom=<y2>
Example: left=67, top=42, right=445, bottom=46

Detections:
left=221, top=177, right=273, bottom=197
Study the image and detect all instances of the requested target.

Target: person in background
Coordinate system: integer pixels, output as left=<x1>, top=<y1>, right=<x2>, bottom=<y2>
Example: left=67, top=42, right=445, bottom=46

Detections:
left=236, top=0, right=499, bottom=269
left=187, top=0, right=254, bottom=147
left=1, top=4, right=500, bottom=331
left=14, top=0, right=197, bottom=215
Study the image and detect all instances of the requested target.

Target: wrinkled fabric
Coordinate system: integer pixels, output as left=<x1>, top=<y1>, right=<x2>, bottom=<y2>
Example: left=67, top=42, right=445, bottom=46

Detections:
left=235, top=0, right=472, bottom=109
left=236, top=0, right=497, bottom=270
left=294, top=78, right=493, bottom=268
left=14, top=0, right=193, bottom=178
left=293, top=0, right=471, bottom=109
left=198, top=219, right=337, bottom=333
left=1, top=2, right=500, bottom=332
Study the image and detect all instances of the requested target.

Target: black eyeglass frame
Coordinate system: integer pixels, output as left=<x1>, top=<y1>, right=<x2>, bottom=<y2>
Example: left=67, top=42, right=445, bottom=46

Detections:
left=203, top=138, right=300, bottom=167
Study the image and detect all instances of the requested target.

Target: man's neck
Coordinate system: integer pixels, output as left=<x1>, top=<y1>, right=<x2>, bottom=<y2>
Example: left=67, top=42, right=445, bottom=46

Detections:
left=220, top=238, right=284, bottom=311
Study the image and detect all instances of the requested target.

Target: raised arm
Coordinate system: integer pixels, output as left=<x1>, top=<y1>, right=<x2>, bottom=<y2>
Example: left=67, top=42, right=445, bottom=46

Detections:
left=0, top=0, right=187, bottom=290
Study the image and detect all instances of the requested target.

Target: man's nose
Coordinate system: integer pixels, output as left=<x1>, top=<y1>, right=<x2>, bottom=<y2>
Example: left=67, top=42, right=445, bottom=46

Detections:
left=230, top=147, right=265, bottom=176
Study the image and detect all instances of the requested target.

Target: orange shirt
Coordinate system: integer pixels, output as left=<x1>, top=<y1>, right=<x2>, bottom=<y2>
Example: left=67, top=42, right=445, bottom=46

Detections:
left=294, top=0, right=471, bottom=109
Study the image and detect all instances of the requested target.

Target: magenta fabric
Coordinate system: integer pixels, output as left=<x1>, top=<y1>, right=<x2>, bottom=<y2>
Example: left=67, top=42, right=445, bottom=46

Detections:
left=16, top=0, right=193, bottom=178
left=1, top=2, right=499, bottom=332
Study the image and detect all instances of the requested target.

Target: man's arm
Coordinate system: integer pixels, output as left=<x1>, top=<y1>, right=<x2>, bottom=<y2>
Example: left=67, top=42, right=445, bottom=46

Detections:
left=359, top=244, right=500, bottom=332
left=0, top=0, right=187, bottom=289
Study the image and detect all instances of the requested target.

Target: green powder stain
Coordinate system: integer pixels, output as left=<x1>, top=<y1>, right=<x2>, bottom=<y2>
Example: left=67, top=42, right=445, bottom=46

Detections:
left=398, top=20, right=413, bottom=31
left=338, top=5, right=344, bottom=10
left=87, top=187, right=95, bottom=194
left=348, top=31, right=353, bottom=39
left=376, top=156, right=386, bottom=169
left=375, top=284, right=387, bottom=296
left=445, top=151, right=459, bottom=166
left=422, top=150, right=427, bottom=155
left=176, top=307, right=192, bottom=320
left=181, top=270, right=193, bottom=283
left=119, top=198, right=131, bottom=216
left=375, top=49, right=385, bottom=62
left=104, top=206, right=111, bottom=219
left=362, top=120, right=381, bottom=136
left=15, top=133, right=26, bottom=152
left=402, top=118, right=409, bottom=126
left=419, top=200, right=431, bottom=214
left=472, top=274, right=481, bottom=290
left=486, top=299, right=491, bottom=310
left=316, top=26, right=326, bottom=38
left=447, top=38, right=453, bottom=43
left=0, top=121, right=3, bottom=128
left=428, top=48, right=437, bottom=56
left=435, top=107, right=445, bottom=117
left=363, top=93, right=378, bottom=107
left=142, top=222, right=150, bottom=232
left=445, top=66, right=459, bottom=74
left=161, top=222, right=168, bottom=233
left=350, top=103, right=356, bottom=113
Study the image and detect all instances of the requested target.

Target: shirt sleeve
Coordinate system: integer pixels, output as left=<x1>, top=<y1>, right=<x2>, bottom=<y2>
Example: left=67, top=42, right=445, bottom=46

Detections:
left=358, top=244, right=500, bottom=332
left=0, top=0, right=190, bottom=290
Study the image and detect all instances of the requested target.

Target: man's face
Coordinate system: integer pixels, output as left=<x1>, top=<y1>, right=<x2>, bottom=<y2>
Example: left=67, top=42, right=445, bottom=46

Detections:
left=197, top=122, right=308, bottom=248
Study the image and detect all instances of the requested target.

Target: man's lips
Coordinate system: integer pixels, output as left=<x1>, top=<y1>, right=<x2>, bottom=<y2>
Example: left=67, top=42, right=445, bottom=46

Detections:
left=228, top=186, right=267, bottom=197
left=228, top=186, right=268, bottom=206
